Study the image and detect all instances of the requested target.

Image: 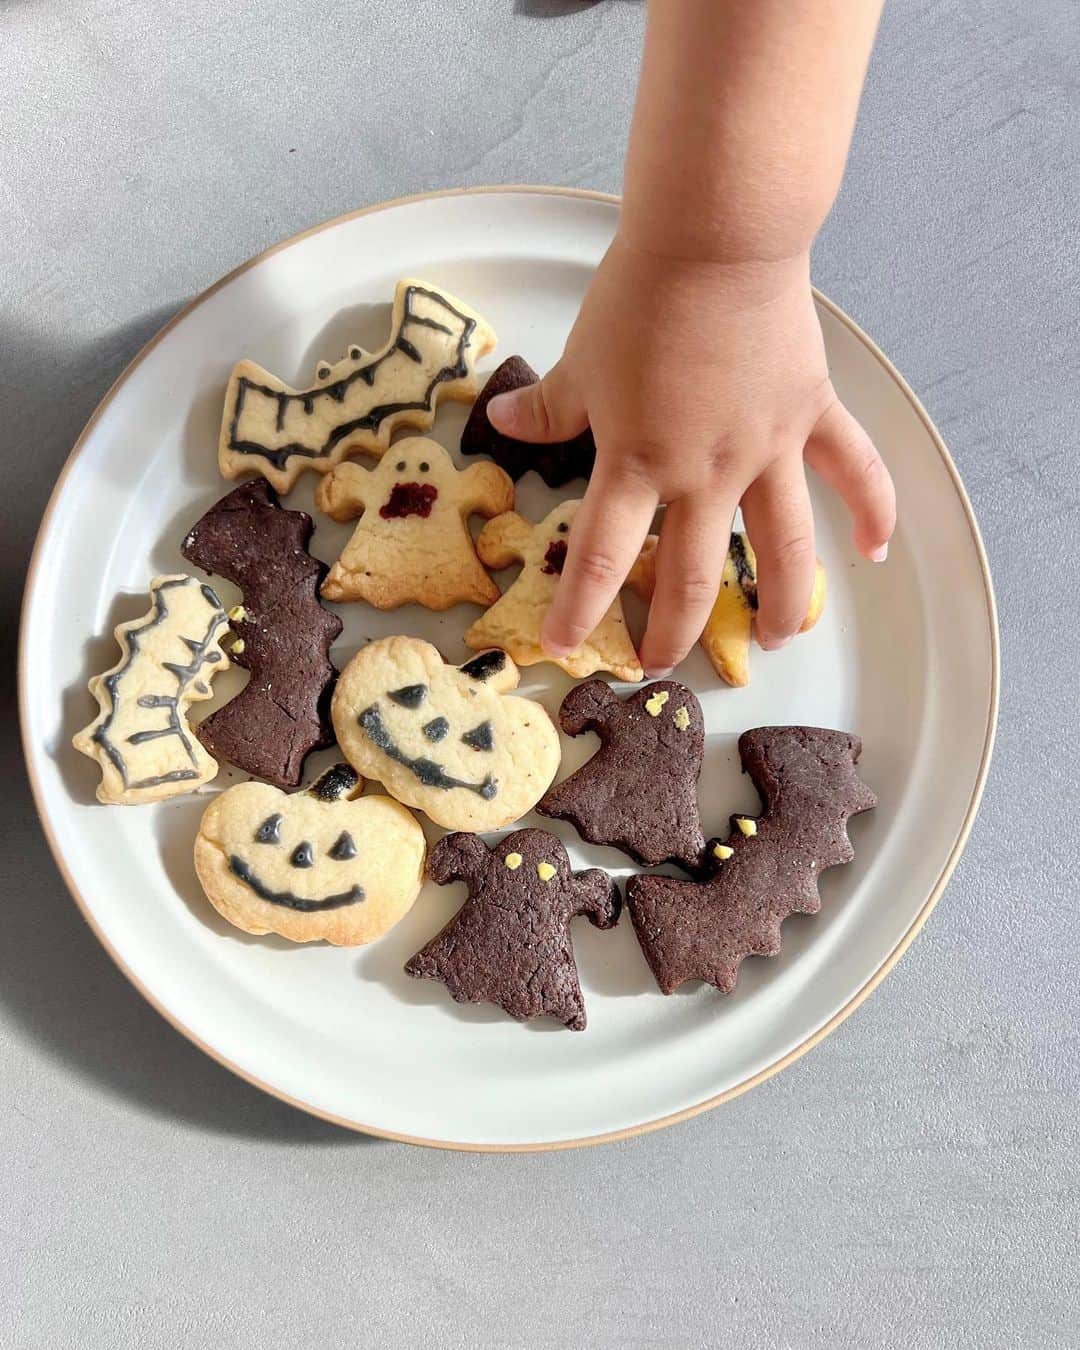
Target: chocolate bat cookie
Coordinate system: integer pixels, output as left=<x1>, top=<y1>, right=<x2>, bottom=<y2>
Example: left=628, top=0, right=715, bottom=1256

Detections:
left=181, top=479, right=342, bottom=789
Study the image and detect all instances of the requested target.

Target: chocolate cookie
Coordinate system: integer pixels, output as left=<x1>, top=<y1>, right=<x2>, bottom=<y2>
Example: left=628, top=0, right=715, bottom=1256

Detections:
left=538, top=679, right=707, bottom=871
left=181, top=479, right=342, bottom=788
left=405, top=828, right=620, bottom=1031
left=460, top=355, right=596, bottom=487
left=626, top=727, right=876, bottom=995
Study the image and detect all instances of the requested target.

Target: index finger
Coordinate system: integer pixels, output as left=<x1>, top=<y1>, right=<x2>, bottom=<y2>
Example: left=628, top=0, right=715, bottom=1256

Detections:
left=541, top=465, right=658, bottom=659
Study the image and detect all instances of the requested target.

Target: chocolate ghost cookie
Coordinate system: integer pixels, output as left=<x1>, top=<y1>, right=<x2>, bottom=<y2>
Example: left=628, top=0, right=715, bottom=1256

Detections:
left=181, top=479, right=342, bottom=788
left=626, top=727, right=877, bottom=995
left=195, top=764, right=426, bottom=946
left=406, top=828, right=620, bottom=1030
left=331, top=637, right=561, bottom=832
left=460, top=355, right=596, bottom=487
left=538, top=680, right=707, bottom=870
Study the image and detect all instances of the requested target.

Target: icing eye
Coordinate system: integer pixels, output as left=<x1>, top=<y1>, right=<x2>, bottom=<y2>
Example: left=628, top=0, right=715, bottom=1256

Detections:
left=396, top=460, right=406, bottom=471
left=419, top=461, right=430, bottom=472
left=557, top=522, right=569, bottom=534
left=388, top=684, right=427, bottom=708
left=255, top=814, right=283, bottom=844
left=290, top=842, right=314, bottom=868
left=422, top=716, right=449, bottom=742
left=462, top=720, right=494, bottom=752
left=328, top=831, right=357, bottom=861
left=460, top=651, right=506, bottom=683
left=349, top=346, right=362, bottom=359
left=317, top=365, right=330, bottom=380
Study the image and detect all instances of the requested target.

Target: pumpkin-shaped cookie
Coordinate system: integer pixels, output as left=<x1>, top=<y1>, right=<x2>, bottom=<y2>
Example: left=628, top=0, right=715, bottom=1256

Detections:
left=194, top=764, right=425, bottom=946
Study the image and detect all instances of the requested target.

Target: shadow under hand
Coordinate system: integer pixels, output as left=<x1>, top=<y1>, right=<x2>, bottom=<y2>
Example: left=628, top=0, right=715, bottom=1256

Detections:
left=4, top=310, right=365, bottom=1143
left=514, top=0, right=604, bottom=14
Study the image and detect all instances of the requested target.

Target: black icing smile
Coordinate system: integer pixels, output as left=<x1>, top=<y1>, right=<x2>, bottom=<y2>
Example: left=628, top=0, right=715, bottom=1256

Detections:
left=229, top=856, right=365, bottom=911
left=358, top=704, right=497, bottom=799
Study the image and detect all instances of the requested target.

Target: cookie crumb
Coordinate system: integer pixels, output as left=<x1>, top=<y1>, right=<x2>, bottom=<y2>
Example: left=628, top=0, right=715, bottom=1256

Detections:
left=673, top=706, right=691, bottom=731
left=713, top=843, right=734, bottom=860
left=644, top=690, right=670, bottom=717
left=734, top=816, right=757, bottom=837
left=231, top=638, right=246, bottom=654
left=537, top=861, right=556, bottom=882
left=227, top=604, right=247, bottom=623
left=504, top=852, right=523, bottom=870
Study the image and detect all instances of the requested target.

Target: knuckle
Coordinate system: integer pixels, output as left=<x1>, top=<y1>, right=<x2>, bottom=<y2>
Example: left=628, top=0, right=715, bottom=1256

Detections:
left=574, top=549, right=623, bottom=588
left=669, top=573, right=719, bottom=610
left=768, top=534, right=816, bottom=572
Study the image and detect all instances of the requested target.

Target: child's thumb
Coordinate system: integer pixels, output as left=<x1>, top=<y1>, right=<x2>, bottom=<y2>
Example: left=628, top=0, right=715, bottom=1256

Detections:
left=486, top=361, right=588, bottom=444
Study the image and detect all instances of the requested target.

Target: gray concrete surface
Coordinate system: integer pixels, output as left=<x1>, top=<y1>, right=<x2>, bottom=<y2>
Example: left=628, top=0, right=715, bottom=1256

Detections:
left=2, top=1, right=1077, bottom=1346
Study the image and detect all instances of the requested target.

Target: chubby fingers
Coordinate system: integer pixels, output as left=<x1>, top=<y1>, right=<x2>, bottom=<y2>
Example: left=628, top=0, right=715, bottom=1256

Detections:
left=541, top=466, right=658, bottom=658
left=804, top=398, right=895, bottom=560
left=740, top=459, right=817, bottom=651
left=639, top=492, right=736, bottom=678
left=486, top=357, right=590, bottom=444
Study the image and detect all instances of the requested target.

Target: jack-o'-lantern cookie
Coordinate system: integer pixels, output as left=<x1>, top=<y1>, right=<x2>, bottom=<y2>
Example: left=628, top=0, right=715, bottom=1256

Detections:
left=465, top=500, right=648, bottom=682
left=331, top=637, right=560, bottom=832
left=314, top=437, right=513, bottom=609
left=218, top=279, right=496, bottom=493
left=194, top=764, right=426, bottom=946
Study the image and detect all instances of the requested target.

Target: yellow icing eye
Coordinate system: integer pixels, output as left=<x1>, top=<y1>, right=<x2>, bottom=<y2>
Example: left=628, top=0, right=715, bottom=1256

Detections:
left=536, top=861, right=556, bottom=882
left=734, top=817, right=757, bottom=837
left=713, top=843, right=734, bottom=860
left=504, top=852, right=523, bottom=870
left=672, top=706, right=691, bottom=731
left=227, top=604, right=247, bottom=623
left=645, top=690, right=670, bottom=717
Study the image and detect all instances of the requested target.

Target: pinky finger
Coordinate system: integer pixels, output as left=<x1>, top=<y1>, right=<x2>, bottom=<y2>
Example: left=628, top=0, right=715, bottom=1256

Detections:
left=804, top=399, right=896, bottom=560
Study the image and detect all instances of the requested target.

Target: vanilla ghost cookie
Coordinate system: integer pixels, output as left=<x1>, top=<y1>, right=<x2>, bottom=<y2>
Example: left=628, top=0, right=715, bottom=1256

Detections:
left=465, top=500, right=647, bottom=683
left=73, top=574, right=231, bottom=804
left=314, top=436, right=514, bottom=609
left=218, top=279, right=497, bottom=493
left=194, top=763, right=426, bottom=946
left=629, top=532, right=827, bottom=687
left=331, top=637, right=561, bottom=832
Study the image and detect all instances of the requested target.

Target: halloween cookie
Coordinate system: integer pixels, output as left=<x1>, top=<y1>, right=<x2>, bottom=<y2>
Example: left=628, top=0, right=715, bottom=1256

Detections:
left=314, top=436, right=514, bottom=608
left=630, top=532, right=827, bottom=687
left=460, top=355, right=596, bottom=487
left=218, top=279, right=496, bottom=493
left=181, top=479, right=342, bottom=788
left=73, top=575, right=231, bottom=804
left=194, top=764, right=425, bottom=946
left=465, top=500, right=647, bottom=682
left=538, top=679, right=707, bottom=871
left=625, top=727, right=876, bottom=995
left=331, top=637, right=561, bottom=832
left=406, top=829, right=620, bottom=1030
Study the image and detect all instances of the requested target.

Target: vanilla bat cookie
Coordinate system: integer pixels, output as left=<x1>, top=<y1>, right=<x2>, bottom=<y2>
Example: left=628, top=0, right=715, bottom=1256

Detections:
left=538, top=679, right=707, bottom=871
left=194, top=764, right=425, bottom=946
left=406, top=828, right=620, bottom=1030
left=465, top=500, right=646, bottom=682
left=331, top=637, right=561, bottom=832
left=219, top=279, right=496, bottom=493
left=314, top=436, right=514, bottom=608
left=630, top=532, right=826, bottom=687
left=626, top=727, right=876, bottom=995
left=73, top=575, right=230, bottom=804
left=460, top=355, right=596, bottom=487
left=181, top=479, right=342, bottom=788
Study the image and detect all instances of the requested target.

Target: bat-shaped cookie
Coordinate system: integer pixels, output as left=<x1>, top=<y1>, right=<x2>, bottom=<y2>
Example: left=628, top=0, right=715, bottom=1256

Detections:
left=218, top=279, right=496, bottom=493
left=181, top=479, right=342, bottom=788
left=625, top=726, right=876, bottom=995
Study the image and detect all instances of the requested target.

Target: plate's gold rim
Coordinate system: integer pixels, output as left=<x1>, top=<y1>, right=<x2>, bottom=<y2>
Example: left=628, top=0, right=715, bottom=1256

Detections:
left=17, top=184, right=1000, bottom=1152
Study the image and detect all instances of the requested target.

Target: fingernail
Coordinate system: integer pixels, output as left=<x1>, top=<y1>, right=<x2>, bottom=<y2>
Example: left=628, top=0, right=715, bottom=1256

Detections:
left=870, top=543, right=888, bottom=563
left=759, top=633, right=793, bottom=652
left=485, top=390, right=517, bottom=428
left=643, top=666, right=673, bottom=680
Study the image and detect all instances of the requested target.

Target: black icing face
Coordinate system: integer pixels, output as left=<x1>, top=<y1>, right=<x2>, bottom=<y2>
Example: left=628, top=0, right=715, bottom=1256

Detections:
left=227, top=806, right=367, bottom=912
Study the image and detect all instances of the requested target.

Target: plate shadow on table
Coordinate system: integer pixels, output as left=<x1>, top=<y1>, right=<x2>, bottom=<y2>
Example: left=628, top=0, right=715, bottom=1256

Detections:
left=5, top=310, right=366, bottom=1143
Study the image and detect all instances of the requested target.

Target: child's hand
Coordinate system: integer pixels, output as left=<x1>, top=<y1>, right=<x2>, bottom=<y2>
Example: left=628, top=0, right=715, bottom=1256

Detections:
left=487, top=238, right=895, bottom=677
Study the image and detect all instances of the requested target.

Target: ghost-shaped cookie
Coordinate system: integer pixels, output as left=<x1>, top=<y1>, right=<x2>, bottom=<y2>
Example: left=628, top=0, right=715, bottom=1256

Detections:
left=405, top=828, right=621, bottom=1030
left=331, top=637, right=561, bottom=832
left=194, top=763, right=426, bottom=946
left=314, top=437, right=514, bottom=609
left=538, top=679, right=708, bottom=871
left=464, top=500, right=647, bottom=682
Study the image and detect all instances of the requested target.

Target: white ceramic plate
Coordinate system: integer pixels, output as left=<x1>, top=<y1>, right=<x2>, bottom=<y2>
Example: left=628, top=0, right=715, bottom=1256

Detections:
left=19, top=188, right=998, bottom=1150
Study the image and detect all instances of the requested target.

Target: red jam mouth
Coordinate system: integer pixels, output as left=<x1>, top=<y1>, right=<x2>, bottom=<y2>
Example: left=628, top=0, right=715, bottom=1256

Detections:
left=380, top=482, right=438, bottom=519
